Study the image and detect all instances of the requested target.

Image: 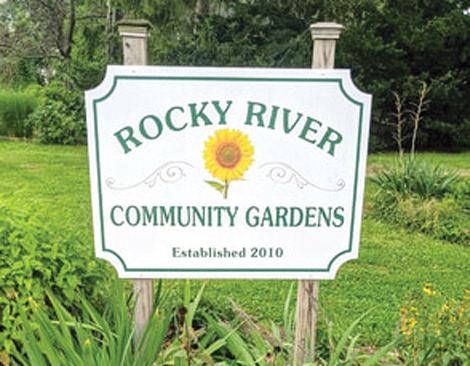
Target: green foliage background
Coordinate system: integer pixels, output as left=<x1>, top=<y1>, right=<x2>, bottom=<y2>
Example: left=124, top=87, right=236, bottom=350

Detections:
left=0, top=0, right=469, bottom=151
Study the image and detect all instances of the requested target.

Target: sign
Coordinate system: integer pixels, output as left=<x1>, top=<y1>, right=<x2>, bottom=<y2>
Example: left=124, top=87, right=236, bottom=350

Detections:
left=85, top=66, right=371, bottom=279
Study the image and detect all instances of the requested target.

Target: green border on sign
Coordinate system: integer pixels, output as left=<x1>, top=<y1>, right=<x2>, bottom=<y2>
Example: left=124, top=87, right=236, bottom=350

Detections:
left=91, top=74, right=366, bottom=274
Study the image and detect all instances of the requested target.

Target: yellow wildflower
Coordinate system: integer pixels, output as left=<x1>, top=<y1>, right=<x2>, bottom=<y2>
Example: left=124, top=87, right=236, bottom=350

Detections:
left=423, top=284, right=436, bottom=296
left=401, top=323, right=412, bottom=336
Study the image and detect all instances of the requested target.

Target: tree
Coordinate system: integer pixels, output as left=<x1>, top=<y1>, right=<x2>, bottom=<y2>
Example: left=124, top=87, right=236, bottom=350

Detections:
left=336, top=0, right=470, bottom=151
left=1, top=0, right=469, bottom=150
left=0, top=0, right=117, bottom=88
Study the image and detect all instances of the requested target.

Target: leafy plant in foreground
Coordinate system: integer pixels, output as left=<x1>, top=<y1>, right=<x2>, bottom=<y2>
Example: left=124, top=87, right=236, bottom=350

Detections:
left=156, top=280, right=224, bottom=365
left=206, top=285, right=400, bottom=365
left=10, top=278, right=402, bottom=365
left=12, top=281, right=172, bottom=366
left=309, top=312, right=400, bottom=366
left=12, top=280, right=225, bottom=366
left=0, top=197, right=111, bottom=361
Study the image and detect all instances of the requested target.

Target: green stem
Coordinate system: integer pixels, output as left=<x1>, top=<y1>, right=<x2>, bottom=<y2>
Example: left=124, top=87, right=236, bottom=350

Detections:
left=223, top=181, right=229, bottom=199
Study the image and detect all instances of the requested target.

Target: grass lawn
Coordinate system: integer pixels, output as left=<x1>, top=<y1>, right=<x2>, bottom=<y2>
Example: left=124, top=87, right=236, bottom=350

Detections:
left=367, top=151, right=470, bottom=174
left=1, top=140, right=469, bottom=346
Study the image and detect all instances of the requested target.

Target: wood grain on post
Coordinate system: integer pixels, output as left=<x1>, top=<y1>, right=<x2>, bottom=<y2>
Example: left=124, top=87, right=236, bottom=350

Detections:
left=118, top=20, right=151, bottom=66
left=117, top=19, right=153, bottom=346
left=293, top=22, right=343, bottom=366
left=310, top=22, right=343, bottom=69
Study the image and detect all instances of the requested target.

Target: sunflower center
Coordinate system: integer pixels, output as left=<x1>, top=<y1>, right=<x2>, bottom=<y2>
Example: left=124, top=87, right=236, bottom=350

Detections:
left=215, top=142, right=242, bottom=169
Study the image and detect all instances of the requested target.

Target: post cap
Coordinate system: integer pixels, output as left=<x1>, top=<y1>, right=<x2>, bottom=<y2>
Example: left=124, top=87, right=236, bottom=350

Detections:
left=117, top=19, right=152, bottom=37
left=310, top=22, right=344, bottom=40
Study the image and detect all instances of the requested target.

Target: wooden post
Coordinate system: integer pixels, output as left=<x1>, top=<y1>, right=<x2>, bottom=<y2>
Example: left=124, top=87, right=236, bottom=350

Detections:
left=118, top=20, right=153, bottom=346
left=293, top=22, right=343, bottom=366
left=293, top=280, right=320, bottom=365
left=118, top=20, right=151, bottom=66
left=310, top=22, right=343, bottom=69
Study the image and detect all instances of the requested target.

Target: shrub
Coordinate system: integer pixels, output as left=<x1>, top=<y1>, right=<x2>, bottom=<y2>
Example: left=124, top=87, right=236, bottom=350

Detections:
left=0, top=88, right=38, bottom=138
left=372, top=157, right=470, bottom=245
left=27, top=81, right=86, bottom=145
left=400, top=284, right=470, bottom=365
left=377, top=196, right=469, bottom=245
left=0, top=197, right=112, bottom=360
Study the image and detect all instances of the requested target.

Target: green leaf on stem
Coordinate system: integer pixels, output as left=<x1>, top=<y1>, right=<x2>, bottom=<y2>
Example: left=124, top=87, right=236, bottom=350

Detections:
left=205, top=181, right=225, bottom=193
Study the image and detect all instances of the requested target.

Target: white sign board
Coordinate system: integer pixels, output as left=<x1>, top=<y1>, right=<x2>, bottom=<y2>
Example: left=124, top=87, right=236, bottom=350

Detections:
left=86, top=66, right=371, bottom=279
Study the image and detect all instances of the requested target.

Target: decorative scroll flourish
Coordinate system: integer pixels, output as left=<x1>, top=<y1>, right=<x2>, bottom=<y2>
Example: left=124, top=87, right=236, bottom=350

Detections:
left=260, top=162, right=345, bottom=192
left=106, top=161, right=193, bottom=190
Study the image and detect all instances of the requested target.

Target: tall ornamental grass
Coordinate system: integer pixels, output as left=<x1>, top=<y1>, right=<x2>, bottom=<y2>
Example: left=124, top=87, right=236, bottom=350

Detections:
left=0, top=87, right=38, bottom=138
left=372, top=158, right=460, bottom=200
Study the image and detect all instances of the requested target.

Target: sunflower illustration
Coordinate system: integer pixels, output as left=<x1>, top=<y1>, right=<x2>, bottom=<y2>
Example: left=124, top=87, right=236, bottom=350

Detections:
left=203, top=128, right=254, bottom=199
